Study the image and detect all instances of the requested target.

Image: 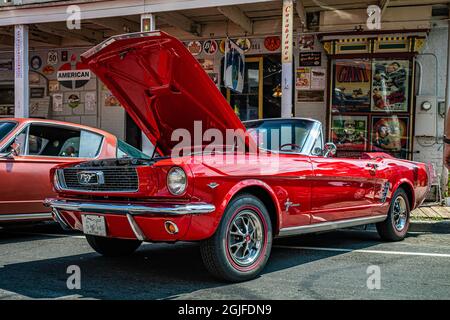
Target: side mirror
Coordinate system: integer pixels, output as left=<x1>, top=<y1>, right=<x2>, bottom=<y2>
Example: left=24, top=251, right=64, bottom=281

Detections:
left=323, top=142, right=337, bottom=157
left=10, top=142, right=20, bottom=157
left=311, top=146, right=323, bottom=156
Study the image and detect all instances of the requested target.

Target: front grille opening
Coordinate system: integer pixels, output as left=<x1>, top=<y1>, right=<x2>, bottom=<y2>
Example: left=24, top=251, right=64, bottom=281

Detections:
left=60, top=167, right=139, bottom=192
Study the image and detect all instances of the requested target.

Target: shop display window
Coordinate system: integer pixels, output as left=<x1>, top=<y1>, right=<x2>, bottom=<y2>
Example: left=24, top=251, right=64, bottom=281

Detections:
left=329, top=57, right=412, bottom=159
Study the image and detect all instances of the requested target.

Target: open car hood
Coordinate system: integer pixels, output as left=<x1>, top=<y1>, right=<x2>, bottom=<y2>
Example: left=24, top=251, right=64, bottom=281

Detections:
left=81, top=31, right=247, bottom=156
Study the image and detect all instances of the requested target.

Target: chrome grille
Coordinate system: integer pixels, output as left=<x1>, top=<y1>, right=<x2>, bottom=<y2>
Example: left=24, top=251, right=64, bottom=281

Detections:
left=58, top=167, right=139, bottom=192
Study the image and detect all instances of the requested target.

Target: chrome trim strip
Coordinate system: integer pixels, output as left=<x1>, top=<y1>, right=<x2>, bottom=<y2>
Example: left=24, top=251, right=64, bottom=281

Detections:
left=126, top=214, right=146, bottom=241
left=44, top=199, right=216, bottom=216
left=51, top=208, right=72, bottom=231
left=0, top=212, right=53, bottom=221
left=278, top=215, right=387, bottom=237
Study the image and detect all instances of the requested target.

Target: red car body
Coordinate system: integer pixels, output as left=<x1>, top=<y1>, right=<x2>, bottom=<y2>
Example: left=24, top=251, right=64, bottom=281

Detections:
left=0, top=118, right=119, bottom=223
left=46, top=32, right=430, bottom=282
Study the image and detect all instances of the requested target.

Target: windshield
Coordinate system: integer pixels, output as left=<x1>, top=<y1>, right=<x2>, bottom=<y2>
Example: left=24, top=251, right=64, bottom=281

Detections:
left=117, top=139, right=151, bottom=159
left=244, top=119, right=318, bottom=153
left=0, top=121, right=17, bottom=143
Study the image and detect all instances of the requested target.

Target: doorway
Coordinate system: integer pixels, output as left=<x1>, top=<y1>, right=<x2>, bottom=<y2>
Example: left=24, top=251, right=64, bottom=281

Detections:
left=222, top=55, right=281, bottom=121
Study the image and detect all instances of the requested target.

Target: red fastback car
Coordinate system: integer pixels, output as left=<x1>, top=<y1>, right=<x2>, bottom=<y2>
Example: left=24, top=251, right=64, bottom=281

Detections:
left=46, top=32, right=430, bottom=282
left=0, top=118, right=149, bottom=224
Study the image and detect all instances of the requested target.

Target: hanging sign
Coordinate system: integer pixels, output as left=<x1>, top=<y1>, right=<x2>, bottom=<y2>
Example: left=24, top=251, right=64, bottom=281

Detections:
left=57, top=54, right=91, bottom=89
left=203, top=40, right=218, bottom=55
left=264, top=36, right=281, bottom=51
left=281, top=0, right=293, bottom=63
left=187, top=41, right=203, bottom=56
left=224, top=39, right=245, bottom=93
left=236, top=38, right=251, bottom=53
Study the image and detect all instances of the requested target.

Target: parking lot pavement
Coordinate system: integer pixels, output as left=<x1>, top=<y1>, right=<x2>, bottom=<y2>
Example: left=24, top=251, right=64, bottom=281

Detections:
left=1, top=223, right=450, bottom=300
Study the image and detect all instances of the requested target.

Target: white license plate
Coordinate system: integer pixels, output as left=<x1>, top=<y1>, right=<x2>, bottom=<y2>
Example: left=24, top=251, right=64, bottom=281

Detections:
left=82, top=215, right=107, bottom=237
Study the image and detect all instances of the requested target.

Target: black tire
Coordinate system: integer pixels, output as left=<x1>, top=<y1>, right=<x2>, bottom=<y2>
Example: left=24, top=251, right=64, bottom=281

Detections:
left=85, top=235, right=142, bottom=257
left=200, top=193, right=273, bottom=282
left=376, top=188, right=410, bottom=241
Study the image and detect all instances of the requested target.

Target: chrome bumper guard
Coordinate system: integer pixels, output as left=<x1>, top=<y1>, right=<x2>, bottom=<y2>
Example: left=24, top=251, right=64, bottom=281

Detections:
left=44, top=199, right=216, bottom=216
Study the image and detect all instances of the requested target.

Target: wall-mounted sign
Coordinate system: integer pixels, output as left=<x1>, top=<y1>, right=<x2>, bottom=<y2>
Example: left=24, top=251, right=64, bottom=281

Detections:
left=30, top=56, right=42, bottom=70
left=203, top=40, right=218, bottom=55
left=57, top=54, right=91, bottom=89
left=85, top=91, right=96, bottom=111
left=0, top=59, right=13, bottom=71
left=264, top=36, right=281, bottom=51
left=48, top=80, right=59, bottom=92
left=281, top=0, right=293, bottom=63
left=61, top=51, right=68, bottom=62
left=47, top=51, right=58, bottom=65
left=42, top=65, right=55, bottom=75
left=299, top=52, right=321, bottom=66
left=30, top=87, right=45, bottom=99
left=52, top=93, right=63, bottom=112
left=187, top=41, right=203, bottom=56
left=68, top=94, right=80, bottom=109
left=29, top=72, right=40, bottom=84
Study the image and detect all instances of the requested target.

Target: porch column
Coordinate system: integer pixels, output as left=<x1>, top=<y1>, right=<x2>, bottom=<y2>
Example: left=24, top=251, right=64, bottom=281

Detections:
left=281, top=0, right=294, bottom=118
left=140, top=13, right=156, bottom=155
left=443, top=18, right=450, bottom=198
left=14, top=24, right=29, bottom=118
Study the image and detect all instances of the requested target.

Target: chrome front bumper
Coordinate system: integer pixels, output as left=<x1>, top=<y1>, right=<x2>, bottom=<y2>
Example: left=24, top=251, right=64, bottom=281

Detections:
left=44, top=199, right=216, bottom=216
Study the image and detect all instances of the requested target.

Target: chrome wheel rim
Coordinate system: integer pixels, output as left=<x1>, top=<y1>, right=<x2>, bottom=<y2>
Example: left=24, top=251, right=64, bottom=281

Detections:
left=393, top=196, right=408, bottom=232
left=227, top=210, right=264, bottom=267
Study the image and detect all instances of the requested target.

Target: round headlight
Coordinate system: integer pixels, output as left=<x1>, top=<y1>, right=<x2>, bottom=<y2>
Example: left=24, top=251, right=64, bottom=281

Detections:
left=167, top=167, right=187, bottom=195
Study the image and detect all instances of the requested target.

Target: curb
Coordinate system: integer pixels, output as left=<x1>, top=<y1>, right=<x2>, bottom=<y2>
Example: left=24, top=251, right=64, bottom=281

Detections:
left=409, top=220, right=450, bottom=234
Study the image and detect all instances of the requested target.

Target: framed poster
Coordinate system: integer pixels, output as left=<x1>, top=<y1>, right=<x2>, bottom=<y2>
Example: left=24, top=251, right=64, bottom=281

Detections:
left=310, top=67, right=326, bottom=90
left=332, top=59, right=371, bottom=112
left=331, top=115, right=368, bottom=153
left=371, top=60, right=409, bottom=112
left=299, top=35, right=315, bottom=51
left=371, top=116, right=409, bottom=156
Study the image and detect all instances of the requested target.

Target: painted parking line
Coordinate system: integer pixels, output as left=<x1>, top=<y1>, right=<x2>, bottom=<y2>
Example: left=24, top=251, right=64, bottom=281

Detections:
left=273, top=245, right=450, bottom=258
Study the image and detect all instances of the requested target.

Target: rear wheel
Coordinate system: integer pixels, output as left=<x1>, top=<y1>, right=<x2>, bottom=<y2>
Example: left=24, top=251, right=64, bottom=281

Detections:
left=200, top=194, right=272, bottom=282
left=376, top=188, right=410, bottom=241
left=85, top=235, right=142, bottom=257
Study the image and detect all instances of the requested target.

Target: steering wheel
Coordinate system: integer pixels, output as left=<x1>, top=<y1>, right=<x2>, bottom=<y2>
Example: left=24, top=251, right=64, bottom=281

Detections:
left=280, top=143, right=301, bottom=152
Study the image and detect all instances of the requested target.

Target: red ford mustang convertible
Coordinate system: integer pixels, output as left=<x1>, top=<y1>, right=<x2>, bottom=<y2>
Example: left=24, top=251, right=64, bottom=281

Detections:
left=46, top=32, right=430, bottom=282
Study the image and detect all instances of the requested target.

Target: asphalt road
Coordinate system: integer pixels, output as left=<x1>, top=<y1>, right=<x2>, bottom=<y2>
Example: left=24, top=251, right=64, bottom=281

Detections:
left=0, top=223, right=449, bottom=300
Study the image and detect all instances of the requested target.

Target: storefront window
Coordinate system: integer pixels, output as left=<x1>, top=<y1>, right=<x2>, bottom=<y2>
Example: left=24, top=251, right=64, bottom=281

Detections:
left=330, top=58, right=412, bottom=159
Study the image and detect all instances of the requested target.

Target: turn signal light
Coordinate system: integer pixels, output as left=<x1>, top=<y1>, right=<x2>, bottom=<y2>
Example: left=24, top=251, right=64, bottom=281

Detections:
left=164, top=221, right=179, bottom=235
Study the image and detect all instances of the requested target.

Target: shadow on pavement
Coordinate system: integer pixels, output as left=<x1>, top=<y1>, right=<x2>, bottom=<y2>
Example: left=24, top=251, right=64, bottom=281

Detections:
left=0, top=230, right=384, bottom=299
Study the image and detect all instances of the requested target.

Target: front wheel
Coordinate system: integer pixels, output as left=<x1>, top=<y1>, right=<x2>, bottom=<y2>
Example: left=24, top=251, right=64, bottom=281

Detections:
left=376, top=188, right=410, bottom=241
left=85, top=235, right=142, bottom=257
left=200, top=194, right=272, bottom=282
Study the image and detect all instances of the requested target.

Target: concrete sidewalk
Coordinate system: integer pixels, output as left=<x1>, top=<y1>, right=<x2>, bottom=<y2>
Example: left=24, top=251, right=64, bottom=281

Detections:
left=410, top=205, right=450, bottom=233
